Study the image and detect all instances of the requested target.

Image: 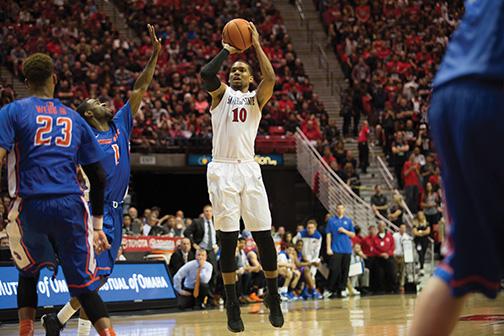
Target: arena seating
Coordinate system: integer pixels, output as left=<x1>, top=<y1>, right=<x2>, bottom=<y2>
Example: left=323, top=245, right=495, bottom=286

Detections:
left=315, top=0, right=463, bottom=193
left=0, top=0, right=335, bottom=154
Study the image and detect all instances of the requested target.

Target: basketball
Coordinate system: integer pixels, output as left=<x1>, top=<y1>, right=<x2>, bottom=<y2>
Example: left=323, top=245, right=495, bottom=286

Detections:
left=223, top=18, right=252, bottom=51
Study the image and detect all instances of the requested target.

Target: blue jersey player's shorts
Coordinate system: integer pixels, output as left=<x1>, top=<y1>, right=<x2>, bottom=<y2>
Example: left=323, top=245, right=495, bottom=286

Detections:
left=6, top=194, right=101, bottom=297
left=429, top=77, right=504, bottom=299
left=96, top=202, right=123, bottom=277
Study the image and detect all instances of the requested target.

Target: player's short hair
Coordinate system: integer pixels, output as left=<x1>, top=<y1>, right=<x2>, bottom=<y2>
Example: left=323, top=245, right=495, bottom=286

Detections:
left=306, top=219, right=317, bottom=226
left=76, top=100, right=93, bottom=119
left=22, top=53, right=54, bottom=87
left=231, top=61, right=254, bottom=77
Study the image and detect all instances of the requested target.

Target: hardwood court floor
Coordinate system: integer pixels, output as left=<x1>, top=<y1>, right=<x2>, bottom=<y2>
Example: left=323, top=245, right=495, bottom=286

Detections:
left=1, top=295, right=503, bottom=335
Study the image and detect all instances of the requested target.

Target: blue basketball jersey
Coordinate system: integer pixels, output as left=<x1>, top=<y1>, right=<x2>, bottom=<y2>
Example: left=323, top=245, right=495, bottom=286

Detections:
left=0, top=97, right=105, bottom=199
left=93, top=102, right=132, bottom=202
left=434, top=1, right=504, bottom=87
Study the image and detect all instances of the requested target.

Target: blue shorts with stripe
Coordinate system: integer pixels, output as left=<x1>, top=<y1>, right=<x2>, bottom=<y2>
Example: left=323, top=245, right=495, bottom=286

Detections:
left=95, top=203, right=123, bottom=277
left=7, top=194, right=101, bottom=296
left=429, top=77, right=504, bottom=298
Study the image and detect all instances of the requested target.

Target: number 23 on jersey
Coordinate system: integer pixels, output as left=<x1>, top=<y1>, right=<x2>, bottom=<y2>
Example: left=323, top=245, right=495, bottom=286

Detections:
left=34, top=115, right=72, bottom=147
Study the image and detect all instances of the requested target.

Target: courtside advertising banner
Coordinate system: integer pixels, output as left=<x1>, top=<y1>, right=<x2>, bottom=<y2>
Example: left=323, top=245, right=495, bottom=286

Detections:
left=122, top=236, right=181, bottom=253
left=0, top=262, right=176, bottom=310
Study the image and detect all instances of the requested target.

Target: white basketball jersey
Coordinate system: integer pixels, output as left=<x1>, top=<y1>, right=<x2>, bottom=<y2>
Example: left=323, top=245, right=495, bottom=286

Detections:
left=210, top=86, right=261, bottom=161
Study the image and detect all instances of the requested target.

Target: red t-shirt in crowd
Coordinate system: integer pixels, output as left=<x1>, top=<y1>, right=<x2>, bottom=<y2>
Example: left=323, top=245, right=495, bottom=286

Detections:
left=362, top=94, right=372, bottom=114
left=355, top=5, right=371, bottom=22
left=323, top=153, right=336, bottom=166
left=358, top=125, right=370, bottom=143
left=352, top=235, right=363, bottom=246
left=403, top=161, right=421, bottom=187
left=429, top=174, right=440, bottom=188
left=361, top=235, right=377, bottom=257
left=301, top=121, right=322, bottom=141
left=372, top=231, right=395, bottom=256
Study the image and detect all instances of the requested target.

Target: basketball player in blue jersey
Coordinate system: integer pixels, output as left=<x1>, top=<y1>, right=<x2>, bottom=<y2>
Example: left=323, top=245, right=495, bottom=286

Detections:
left=410, top=2, right=504, bottom=336
left=41, top=24, right=161, bottom=336
left=0, top=53, right=116, bottom=336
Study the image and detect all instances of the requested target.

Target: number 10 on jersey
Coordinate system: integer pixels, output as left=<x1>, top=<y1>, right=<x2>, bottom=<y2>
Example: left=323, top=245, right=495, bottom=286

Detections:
left=232, top=108, right=247, bottom=122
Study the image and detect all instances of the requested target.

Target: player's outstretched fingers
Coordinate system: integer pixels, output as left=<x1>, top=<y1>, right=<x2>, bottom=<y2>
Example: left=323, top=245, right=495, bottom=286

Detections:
left=248, top=22, right=259, bottom=46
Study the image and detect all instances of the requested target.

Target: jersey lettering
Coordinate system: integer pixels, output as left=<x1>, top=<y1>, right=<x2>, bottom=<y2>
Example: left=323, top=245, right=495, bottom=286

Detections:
left=34, top=116, right=52, bottom=145
left=232, top=107, right=247, bottom=122
left=111, top=144, right=120, bottom=165
left=34, top=116, right=73, bottom=147
left=55, top=117, right=72, bottom=147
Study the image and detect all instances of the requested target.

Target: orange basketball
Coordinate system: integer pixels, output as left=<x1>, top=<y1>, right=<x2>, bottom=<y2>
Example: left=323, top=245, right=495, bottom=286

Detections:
left=222, top=18, right=252, bottom=51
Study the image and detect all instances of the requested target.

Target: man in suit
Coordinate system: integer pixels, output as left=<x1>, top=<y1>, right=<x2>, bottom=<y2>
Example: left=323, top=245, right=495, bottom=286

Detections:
left=184, top=205, right=218, bottom=297
left=169, top=238, right=195, bottom=277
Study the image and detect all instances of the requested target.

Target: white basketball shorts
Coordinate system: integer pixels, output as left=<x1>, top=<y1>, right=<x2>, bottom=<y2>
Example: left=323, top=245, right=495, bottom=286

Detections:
left=206, top=160, right=272, bottom=232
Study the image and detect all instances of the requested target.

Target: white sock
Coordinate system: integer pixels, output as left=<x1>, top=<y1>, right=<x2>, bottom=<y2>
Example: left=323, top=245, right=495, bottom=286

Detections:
left=77, top=318, right=92, bottom=336
left=279, top=286, right=288, bottom=294
left=57, top=302, right=77, bottom=324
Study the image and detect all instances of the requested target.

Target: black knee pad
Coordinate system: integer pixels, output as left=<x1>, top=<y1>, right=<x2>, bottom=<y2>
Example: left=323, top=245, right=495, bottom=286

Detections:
left=17, top=274, right=39, bottom=309
left=251, top=230, right=277, bottom=272
left=217, top=230, right=239, bottom=273
left=77, top=291, right=109, bottom=324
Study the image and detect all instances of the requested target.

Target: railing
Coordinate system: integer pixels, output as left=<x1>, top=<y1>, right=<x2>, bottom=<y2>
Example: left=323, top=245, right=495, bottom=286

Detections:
left=375, top=156, right=437, bottom=277
left=376, top=155, right=415, bottom=228
left=293, top=0, right=340, bottom=97
left=295, top=0, right=305, bottom=25
left=296, top=128, right=398, bottom=233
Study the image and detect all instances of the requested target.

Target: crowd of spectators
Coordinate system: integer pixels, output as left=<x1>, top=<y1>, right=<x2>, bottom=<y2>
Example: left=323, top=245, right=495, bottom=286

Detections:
left=313, top=0, right=463, bottom=256
left=0, top=191, right=424, bottom=304
left=0, top=0, right=342, bottom=154
left=114, top=0, right=337, bottom=152
left=1, top=0, right=125, bottom=104
left=0, top=0, right=455, bottom=307
left=120, top=201, right=425, bottom=309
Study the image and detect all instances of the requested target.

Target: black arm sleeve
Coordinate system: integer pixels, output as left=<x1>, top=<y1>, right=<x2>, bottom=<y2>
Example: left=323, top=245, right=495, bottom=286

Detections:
left=200, top=48, right=229, bottom=92
left=81, top=162, right=106, bottom=217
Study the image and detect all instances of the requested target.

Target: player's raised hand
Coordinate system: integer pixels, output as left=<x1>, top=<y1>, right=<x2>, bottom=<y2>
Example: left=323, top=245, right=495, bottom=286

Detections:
left=222, top=41, right=242, bottom=54
left=148, top=24, right=161, bottom=55
left=248, top=22, right=260, bottom=47
left=93, top=230, right=111, bottom=255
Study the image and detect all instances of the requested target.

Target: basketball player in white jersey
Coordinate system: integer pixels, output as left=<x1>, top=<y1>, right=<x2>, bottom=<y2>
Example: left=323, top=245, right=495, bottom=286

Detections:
left=200, top=22, right=283, bottom=333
